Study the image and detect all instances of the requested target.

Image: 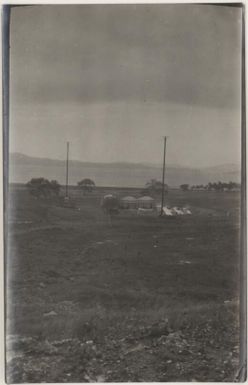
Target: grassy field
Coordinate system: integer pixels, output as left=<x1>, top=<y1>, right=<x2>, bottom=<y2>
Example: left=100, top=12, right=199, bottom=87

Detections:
left=6, top=186, right=241, bottom=382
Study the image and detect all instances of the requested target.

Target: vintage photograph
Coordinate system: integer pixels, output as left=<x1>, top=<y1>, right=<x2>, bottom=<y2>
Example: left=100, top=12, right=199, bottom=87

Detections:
left=4, top=3, right=244, bottom=382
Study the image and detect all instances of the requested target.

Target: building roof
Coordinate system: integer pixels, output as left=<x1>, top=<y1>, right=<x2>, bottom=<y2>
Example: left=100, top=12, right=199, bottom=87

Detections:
left=138, top=196, right=155, bottom=201
left=103, top=194, right=115, bottom=199
left=121, top=196, right=137, bottom=201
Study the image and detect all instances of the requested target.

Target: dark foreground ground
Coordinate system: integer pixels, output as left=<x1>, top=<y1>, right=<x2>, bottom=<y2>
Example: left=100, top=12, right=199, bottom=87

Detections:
left=6, top=186, right=241, bottom=382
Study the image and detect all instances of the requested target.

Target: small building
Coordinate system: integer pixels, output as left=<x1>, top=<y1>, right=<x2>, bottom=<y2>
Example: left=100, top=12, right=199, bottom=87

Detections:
left=137, top=196, right=156, bottom=209
left=101, top=194, right=119, bottom=211
left=120, top=196, right=137, bottom=209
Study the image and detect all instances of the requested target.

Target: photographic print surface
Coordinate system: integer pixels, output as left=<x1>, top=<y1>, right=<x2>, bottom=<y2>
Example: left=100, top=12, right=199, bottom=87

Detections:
left=5, top=3, right=244, bottom=382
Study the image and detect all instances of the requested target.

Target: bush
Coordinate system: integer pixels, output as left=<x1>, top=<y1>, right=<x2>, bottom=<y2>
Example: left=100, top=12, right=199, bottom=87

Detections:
left=26, top=178, right=61, bottom=198
left=77, top=179, right=95, bottom=194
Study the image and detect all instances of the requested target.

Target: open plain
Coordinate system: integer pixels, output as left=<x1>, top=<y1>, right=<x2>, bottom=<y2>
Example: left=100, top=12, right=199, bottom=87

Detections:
left=6, top=186, right=241, bottom=382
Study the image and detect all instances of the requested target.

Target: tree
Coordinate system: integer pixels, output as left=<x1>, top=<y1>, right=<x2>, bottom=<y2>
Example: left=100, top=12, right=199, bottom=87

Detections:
left=180, top=184, right=189, bottom=192
left=145, top=179, right=168, bottom=195
left=26, top=178, right=52, bottom=198
left=77, top=178, right=95, bottom=194
left=207, top=182, right=214, bottom=191
left=216, top=181, right=224, bottom=192
left=50, top=180, right=61, bottom=196
left=26, top=178, right=61, bottom=198
left=227, top=182, right=240, bottom=191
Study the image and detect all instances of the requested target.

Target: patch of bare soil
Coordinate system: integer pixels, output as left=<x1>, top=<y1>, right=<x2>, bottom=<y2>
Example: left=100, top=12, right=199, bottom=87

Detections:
left=6, top=303, right=239, bottom=383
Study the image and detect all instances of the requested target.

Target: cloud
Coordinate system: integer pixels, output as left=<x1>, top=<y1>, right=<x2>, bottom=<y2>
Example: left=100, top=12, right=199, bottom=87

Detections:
left=10, top=4, right=242, bottom=108
left=9, top=5, right=242, bottom=167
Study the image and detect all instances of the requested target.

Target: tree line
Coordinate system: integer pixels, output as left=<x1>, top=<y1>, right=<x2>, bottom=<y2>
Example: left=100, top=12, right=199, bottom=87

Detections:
left=26, top=178, right=95, bottom=198
left=26, top=177, right=168, bottom=199
left=180, top=181, right=240, bottom=192
left=26, top=177, right=240, bottom=199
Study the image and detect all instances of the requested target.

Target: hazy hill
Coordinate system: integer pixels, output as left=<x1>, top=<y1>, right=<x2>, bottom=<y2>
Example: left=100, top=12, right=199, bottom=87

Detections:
left=9, top=152, right=241, bottom=188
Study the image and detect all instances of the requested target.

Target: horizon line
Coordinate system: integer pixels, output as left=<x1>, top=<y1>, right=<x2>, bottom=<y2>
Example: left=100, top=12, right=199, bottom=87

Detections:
left=9, top=151, right=241, bottom=170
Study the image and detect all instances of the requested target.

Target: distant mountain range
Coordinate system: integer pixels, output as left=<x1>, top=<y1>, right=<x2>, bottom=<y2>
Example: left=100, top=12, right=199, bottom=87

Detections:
left=9, top=152, right=241, bottom=188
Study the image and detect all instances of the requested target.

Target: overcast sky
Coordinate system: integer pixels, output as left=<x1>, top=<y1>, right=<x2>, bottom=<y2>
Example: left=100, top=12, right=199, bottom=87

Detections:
left=9, top=4, right=242, bottom=167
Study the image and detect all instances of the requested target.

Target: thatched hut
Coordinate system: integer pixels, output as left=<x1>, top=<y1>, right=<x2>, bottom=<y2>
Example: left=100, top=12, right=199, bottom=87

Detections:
left=137, top=196, right=155, bottom=209
left=120, top=196, right=137, bottom=209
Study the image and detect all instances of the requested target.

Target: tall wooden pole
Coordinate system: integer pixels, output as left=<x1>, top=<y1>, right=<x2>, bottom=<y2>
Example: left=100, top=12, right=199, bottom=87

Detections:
left=239, top=6, right=246, bottom=382
left=65, top=142, right=69, bottom=198
left=3, top=5, right=10, bottom=210
left=160, top=136, right=167, bottom=216
left=3, top=6, right=11, bottom=343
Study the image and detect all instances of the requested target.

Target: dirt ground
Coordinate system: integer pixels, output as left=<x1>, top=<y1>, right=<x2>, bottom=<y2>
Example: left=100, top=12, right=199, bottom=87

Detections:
left=6, top=186, right=241, bottom=382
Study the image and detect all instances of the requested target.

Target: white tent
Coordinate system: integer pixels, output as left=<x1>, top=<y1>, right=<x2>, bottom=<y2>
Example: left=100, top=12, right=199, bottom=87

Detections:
left=161, top=205, right=192, bottom=216
left=172, top=207, right=184, bottom=215
left=182, top=207, right=192, bottom=215
left=162, top=207, right=174, bottom=216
